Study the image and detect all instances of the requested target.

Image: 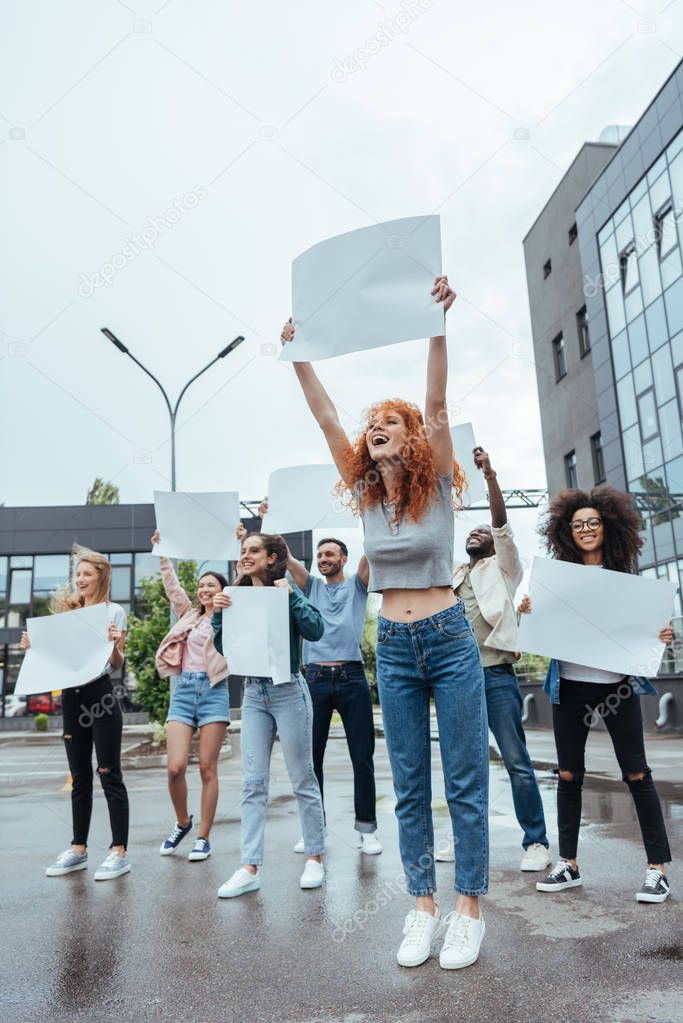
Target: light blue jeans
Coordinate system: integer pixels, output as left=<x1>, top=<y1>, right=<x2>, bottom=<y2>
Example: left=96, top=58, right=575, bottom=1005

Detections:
left=377, top=602, right=489, bottom=897
left=240, top=675, right=325, bottom=865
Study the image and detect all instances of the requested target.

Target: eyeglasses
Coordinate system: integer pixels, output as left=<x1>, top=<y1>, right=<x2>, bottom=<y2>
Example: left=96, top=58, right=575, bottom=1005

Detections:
left=570, top=516, right=602, bottom=533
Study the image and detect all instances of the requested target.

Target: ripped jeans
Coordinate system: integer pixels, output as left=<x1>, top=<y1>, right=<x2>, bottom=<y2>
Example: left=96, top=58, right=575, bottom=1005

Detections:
left=62, top=674, right=129, bottom=849
left=240, top=675, right=325, bottom=864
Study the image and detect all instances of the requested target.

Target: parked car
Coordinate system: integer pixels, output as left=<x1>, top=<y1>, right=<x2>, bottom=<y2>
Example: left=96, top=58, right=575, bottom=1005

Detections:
left=2, top=694, right=27, bottom=718
left=27, top=693, right=62, bottom=715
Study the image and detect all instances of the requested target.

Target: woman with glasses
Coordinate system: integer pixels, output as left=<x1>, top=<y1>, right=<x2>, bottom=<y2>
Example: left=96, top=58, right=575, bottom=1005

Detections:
left=519, top=486, right=673, bottom=904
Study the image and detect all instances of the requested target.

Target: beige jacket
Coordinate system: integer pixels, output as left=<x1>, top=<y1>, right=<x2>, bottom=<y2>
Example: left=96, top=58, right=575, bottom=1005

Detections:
left=154, top=558, right=229, bottom=685
left=452, top=522, right=523, bottom=654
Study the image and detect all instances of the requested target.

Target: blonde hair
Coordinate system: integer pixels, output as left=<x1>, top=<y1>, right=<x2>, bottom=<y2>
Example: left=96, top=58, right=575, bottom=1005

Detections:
left=50, top=544, right=112, bottom=613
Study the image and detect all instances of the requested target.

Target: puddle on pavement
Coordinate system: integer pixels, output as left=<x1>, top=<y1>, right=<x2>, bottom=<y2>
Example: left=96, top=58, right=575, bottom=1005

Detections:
left=638, top=945, right=682, bottom=961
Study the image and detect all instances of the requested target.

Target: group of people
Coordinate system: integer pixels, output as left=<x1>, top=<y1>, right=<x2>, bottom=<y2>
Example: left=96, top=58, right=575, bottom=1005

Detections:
left=22, top=276, right=674, bottom=971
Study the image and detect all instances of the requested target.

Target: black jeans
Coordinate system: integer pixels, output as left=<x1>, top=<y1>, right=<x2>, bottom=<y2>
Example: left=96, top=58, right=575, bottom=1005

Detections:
left=304, top=662, right=377, bottom=832
left=553, top=678, right=671, bottom=864
left=62, top=674, right=129, bottom=849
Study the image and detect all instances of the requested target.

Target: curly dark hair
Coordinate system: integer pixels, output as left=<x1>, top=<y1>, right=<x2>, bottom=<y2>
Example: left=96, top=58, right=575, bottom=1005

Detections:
left=235, top=533, right=288, bottom=587
left=538, top=486, right=643, bottom=573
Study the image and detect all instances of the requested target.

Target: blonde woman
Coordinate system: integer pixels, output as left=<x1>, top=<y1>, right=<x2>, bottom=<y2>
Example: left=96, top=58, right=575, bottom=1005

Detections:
left=21, top=546, right=130, bottom=881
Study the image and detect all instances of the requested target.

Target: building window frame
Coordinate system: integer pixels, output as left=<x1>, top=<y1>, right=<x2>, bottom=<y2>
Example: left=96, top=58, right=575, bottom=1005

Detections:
left=564, top=450, right=578, bottom=489
left=619, top=242, right=639, bottom=295
left=576, top=305, right=590, bottom=357
left=590, top=431, right=605, bottom=484
left=568, top=223, right=578, bottom=245
left=552, top=332, right=567, bottom=382
left=654, top=200, right=678, bottom=261
left=636, top=386, right=659, bottom=444
left=543, top=258, right=552, bottom=279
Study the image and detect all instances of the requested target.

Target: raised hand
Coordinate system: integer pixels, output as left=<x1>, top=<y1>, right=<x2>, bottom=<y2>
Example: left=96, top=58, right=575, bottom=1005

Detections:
left=213, top=592, right=232, bottom=610
left=280, top=318, right=295, bottom=346
left=258, top=496, right=269, bottom=519
left=20, top=631, right=30, bottom=651
left=236, top=522, right=247, bottom=542
left=473, top=447, right=494, bottom=477
left=431, top=275, right=456, bottom=315
left=659, top=624, right=674, bottom=645
left=518, top=595, right=532, bottom=615
left=273, top=578, right=293, bottom=594
left=151, top=530, right=160, bottom=545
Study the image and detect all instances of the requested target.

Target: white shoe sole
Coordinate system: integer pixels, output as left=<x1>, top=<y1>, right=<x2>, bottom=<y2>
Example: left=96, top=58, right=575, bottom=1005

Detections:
left=439, top=919, right=485, bottom=970
left=218, top=878, right=260, bottom=899
left=435, top=854, right=455, bottom=862
left=521, top=859, right=552, bottom=872
left=300, top=873, right=325, bottom=889
left=94, top=864, right=131, bottom=881
left=360, top=845, right=382, bottom=856
left=160, top=846, right=178, bottom=856
left=46, top=862, right=87, bottom=876
left=293, top=843, right=305, bottom=854
left=188, top=851, right=211, bottom=861
left=636, top=891, right=669, bottom=903
left=536, top=878, right=582, bottom=892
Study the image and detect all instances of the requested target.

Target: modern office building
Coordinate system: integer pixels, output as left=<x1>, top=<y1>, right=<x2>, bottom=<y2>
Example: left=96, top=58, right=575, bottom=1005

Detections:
left=0, top=503, right=312, bottom=710
left=524, top=61, right=683, bottom=702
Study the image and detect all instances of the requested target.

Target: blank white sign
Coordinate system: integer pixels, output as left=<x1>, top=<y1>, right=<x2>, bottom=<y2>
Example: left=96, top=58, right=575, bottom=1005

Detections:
left=221, top=586, right=291, bottom=684
left=262, top=464, right=358, bottom=534
left=153, top=491, right=240, bottom=561
left=450, top=423, right=487, bottom=508
left=280, top=215, right=443, bottom=362
left=517, top=557, right=677, bottom=676
left=15, top=604, right=113, bottom=696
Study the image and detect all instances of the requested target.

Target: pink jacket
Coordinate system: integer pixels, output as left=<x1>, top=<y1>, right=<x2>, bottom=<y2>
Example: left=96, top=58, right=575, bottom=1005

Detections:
left=154, top=559, right=229, bottom=685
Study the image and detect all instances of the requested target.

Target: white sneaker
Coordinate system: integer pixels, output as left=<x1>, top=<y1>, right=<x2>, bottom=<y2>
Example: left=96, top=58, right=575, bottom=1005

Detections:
left=396, top=908, right=442, bottom=967
left=360, top=833, right=382, bottom=855
left=435, top=836, right=455, bottom=862
left=217, top=867, right=260, bottom=899
left=300, top=858, right=325, bottom=889
left=293, top=836, right=305, bottom=853
left=93, top=851, right=130, bottom=881
left=439, top=910, right=485, bottom=970
left=520, top=843, right=552, bottom=872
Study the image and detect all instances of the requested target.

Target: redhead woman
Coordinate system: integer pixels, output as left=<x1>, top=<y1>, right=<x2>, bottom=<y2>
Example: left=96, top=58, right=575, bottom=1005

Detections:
left=282, top=276, right=489, bottom=970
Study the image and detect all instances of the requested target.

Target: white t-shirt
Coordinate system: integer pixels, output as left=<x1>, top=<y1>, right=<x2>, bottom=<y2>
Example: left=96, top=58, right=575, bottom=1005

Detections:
left=102, top=602, right=128, bottom=676
left=558, top=660, right=624, bottom=685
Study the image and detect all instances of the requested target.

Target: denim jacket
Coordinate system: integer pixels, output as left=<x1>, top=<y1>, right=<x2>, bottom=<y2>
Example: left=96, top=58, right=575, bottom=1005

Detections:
left=543, top=658, right=657, bottom=704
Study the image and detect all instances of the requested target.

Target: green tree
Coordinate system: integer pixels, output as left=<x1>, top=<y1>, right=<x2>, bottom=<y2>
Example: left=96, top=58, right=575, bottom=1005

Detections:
left=514, top=651, right=550, bottom=683
left=361, top=607, right=379, bottom=701
left=86, top=478, right=120, bottom=505
left=125, top=560, right=199, bottom=724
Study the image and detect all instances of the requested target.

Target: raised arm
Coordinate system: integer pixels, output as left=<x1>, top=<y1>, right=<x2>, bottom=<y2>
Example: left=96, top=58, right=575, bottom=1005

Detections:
left=425, top=276, right=456, bottom=476
left=474, top=447, right=506, bottom=528
left=357, top=554, right=369, bottom=588
left=152, top=531, right=192, bottom=618
left=281, top=318, right=354, bottom=485
left=287, top=545, right=310, bottom=591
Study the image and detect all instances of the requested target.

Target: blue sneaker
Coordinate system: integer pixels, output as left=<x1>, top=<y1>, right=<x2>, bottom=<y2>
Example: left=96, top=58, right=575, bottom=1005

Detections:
left=188, top=837, right=211, bottom=861
left=160, top=816, right=193, bottom=856
left=45, top=848, right=88, bottom=876
left=93, top=851, right=130, bottom=881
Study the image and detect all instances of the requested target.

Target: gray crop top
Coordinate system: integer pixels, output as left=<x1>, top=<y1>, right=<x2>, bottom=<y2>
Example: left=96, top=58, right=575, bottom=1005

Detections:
left=360, top=473, right=454, bottom=593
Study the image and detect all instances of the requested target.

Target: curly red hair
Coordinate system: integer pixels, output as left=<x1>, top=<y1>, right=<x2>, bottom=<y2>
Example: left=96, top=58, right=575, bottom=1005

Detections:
left=337, top=398, right=465, bottom=522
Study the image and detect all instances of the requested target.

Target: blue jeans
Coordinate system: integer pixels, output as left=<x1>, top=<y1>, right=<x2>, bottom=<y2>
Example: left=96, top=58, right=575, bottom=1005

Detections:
left=240, top=676, right=325, bottom=865
left=484, top=665, right=548, bottom=850
left=377, top=602, right=489, bottom=897
left=305, top=662, right=377, bottom=832
left=167, top=672, right=230, bottom=728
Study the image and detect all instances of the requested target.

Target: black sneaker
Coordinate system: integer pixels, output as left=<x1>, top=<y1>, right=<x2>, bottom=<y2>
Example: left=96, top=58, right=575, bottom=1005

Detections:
left=536, top=859, right=582, bottom=892
left=636, top=868, right=670, bottom=904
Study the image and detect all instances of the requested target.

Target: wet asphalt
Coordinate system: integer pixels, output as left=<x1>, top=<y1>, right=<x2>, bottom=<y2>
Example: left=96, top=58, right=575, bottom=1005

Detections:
left=1, top=734, right=681, bottom=1023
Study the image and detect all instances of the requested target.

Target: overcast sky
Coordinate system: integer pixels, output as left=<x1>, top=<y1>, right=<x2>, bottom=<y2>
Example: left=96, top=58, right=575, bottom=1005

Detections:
left=2, top=0, right=682, bottom=568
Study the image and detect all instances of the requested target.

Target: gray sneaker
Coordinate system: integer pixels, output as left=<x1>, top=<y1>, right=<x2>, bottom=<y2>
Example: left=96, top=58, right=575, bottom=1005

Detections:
left=46, top=849, right=88, bottom=876
left=94, top=851, right=130, bottom=881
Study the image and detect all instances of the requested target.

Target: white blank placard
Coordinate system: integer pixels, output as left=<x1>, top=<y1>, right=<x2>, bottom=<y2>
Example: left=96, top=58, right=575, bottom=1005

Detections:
left=281, top=216, right=443, bottom=362
left=517, top=557, right=677, bottom=676
left=263, top=464, right=358, bottom=534
left=15, top=604, right=113, bottom=696
left=450, top=423, right=487, bottom=508
left=153, top=491, right=240, bottom=561
left=221, top=587, right=291, bottom=684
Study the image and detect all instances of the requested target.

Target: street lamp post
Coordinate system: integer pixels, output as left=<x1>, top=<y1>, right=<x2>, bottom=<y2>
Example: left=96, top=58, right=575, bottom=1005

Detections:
left=100, top=329, right=244, bottom=490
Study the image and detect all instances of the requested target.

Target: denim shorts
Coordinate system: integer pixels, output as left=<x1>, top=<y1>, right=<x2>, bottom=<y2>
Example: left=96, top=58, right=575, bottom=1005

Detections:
left=167, top=672, right=230, bottom=728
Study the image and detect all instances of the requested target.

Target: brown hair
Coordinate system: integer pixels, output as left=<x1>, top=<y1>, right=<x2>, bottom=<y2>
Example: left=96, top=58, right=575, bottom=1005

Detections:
left=50, top=544, right=112, bottom=612
left=235, top=534, right=288, bottom=587
left=538, top=486, right=643, bottom=573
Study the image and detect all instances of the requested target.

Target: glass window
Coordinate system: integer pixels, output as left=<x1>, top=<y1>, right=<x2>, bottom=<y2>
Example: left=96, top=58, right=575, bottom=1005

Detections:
left=0, top=557, right=6, bottom=596
left=639, top=245, right=663, bottom=306
left=552, top=333, right=566, bottom=381
left=9, top=570, right=32, bottom=605
left=543, top=259, right=551, bottom=279
left=647, top=154, right=668, bottom=188
left=591, top=432, right=606, bottom=484
left=606, top=281, right=626, bottom=336
left=653, top=519, right=675, bottom=562
left=623, top=424, right=644, bottom=481
left=659, top=399, right=683, bottom=461
left=615, top=212, right=635, bottom=251
left=633, top=359, right=653, bottom=393
left=568, top=222, right=578, bottom=245
left=620, top=243, right=639, bottom=295
left=652, top=345, right=675, bottom=404
left=664, top=276, right=683, bottom=335
left=637, top=388, right=659, bottom=442
left=134, top=554, right=160, bottom=589
left=628, top=314, right=649, bottom=367
left=655, top=201, right=677, bottom=258
left=639, top=518, right=655, bottom=565
left=669, top=149, right=683, bottom=212
left=630, top=177, right=648, bottom=207
left=10, top=556, right=32, bottom=569
left=109, top=553, right=132, bottom=565
left=625, top=287, right=644, bottom=322
left=599, top=232, right=619, bottom=285
left=564, top=451, right=577, bottom=489
left=667, top=453, right=683, bottom=492
left=668, top=129, right=683, bottom=161
left=617, top=375, right=638, bottom=427
left=632, top=194, right=653, bottom=250
left=110, top=566, right=131, bottom=603
left=33, top=554, right=69, bottom=593
left=614, top=197, right=631, bottom=227
left=576, top=305, right=590, bottom=356
left=645, top=296, right=669, bottom=352
left=650, top=172, right=672, bottom=215
left=677, top=364, right=683, bottom=413
left=598, top=221, right=613, bottom=247
left=611, top=329, right=631, bottom=379
left=643, top=436, right=663, bottom=473
left=673, top=330, right=683, bottom=367
left=661, top=247, right=683, bottom=289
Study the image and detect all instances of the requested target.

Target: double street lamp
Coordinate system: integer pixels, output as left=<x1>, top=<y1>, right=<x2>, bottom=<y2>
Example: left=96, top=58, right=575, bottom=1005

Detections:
left=100, top=328, right=244, bottom=491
